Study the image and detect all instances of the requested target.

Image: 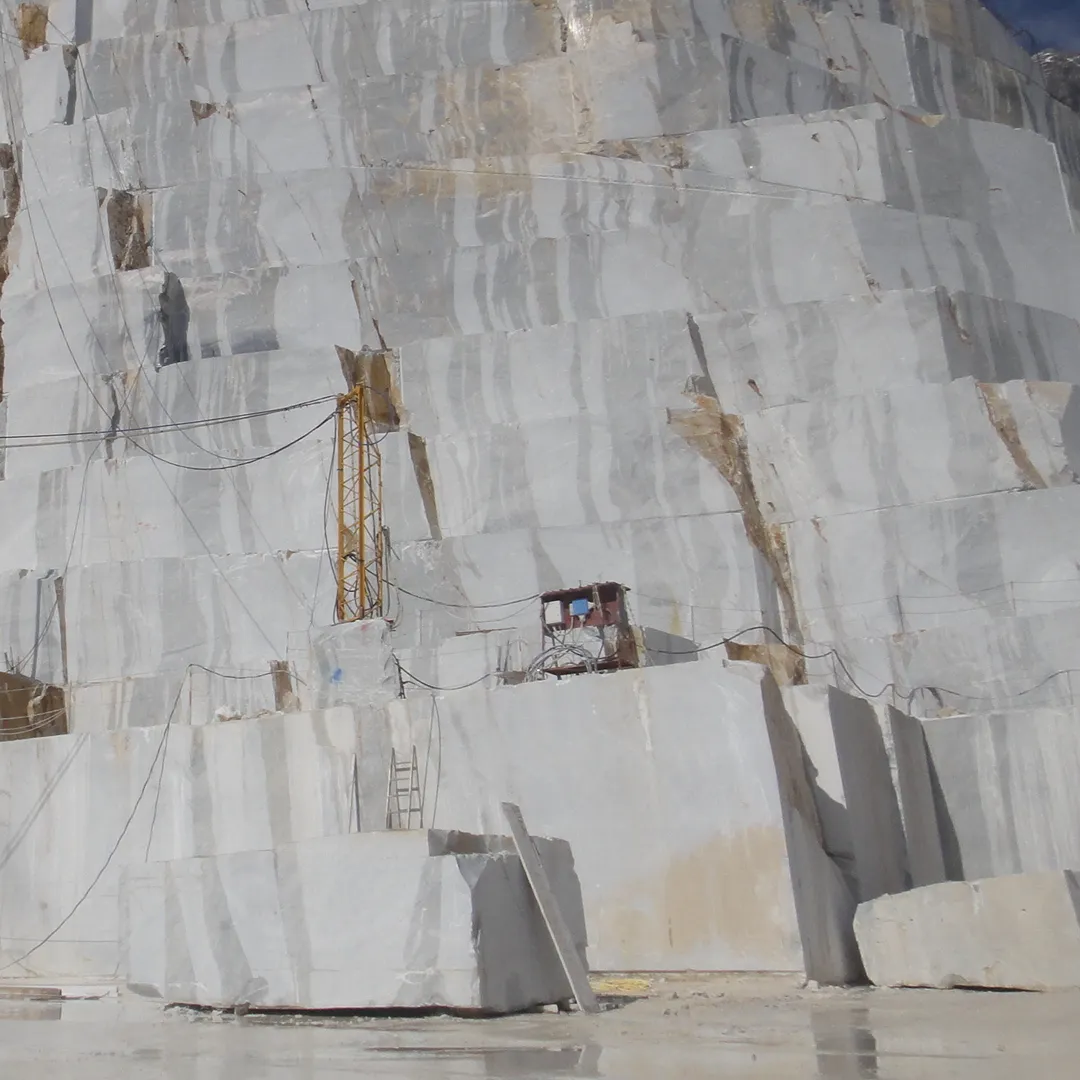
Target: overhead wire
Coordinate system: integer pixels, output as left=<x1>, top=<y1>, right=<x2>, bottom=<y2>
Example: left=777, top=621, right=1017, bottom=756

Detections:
left=420, top=695, right=436, bottom=827
left=117, top=411, right=335, bottom=473
left=0, top=27, right=331, bottom=655
left=0, top=168, right=285, bottom=658
left=0, top=709, right=67, bottom=737
left=82, top=33, right=394, bottom=612
left=390, top=584, right=880, bottom=698
left=311, top=447, right=338, bottom=627
left=6, top=22, right=333, bottom=627
left=0, top=394, right=336, bottom=448
left=392, top=608, right=1080, bottom=711
left=394, top=658, right=500, bottom=693
left=384, top=579, right=1071, bottom=705
left=7, top=16, right=1076, bottom=711
left=904, top=667, right=1080, bottom=712
left=0, top=733, right=89, bottom=876
left=142, top=689, right=175, bottom=861
left=466, top=596, right=543, bottom=626
left=186, top=664, right=268, bottom=682
left=389, top=622, right=861, bottom=696
left=645, top=623, right=897, bottom=701
left=389, top=582, right=542, bottom=609
left=10, top=123, right=333, bottom=474
left=0, top=653, right=313, bottom=966
left=0, top=678, right=181, bottom=975
left=0, top=28, right=128, bottom=677
left=428, top=697, right=443, bottom=827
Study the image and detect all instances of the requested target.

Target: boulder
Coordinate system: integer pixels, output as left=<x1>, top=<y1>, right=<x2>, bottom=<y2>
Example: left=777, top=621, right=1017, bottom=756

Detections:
left=122, top=829, right=588, bottom=1013
left=855, top=872, right=1080, bottom=990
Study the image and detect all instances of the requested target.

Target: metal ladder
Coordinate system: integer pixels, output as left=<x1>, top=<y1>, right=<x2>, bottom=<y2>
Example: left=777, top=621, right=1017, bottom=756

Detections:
left=385, top=746, right=423, bottom=830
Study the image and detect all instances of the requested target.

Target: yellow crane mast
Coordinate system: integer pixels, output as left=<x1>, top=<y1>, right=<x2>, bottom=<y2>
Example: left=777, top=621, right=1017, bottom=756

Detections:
left=335, top=385, right=385, bottom=622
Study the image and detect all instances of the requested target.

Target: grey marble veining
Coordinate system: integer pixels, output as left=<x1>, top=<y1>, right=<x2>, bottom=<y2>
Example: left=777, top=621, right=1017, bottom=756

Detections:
left=0, top=8, right=1079, bottom=990
left=122, top=830, right=587, bottom=1012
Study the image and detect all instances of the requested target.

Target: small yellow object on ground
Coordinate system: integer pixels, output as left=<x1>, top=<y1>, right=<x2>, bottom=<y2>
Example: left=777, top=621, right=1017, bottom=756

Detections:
left=590, top=976, right=652, bottom=997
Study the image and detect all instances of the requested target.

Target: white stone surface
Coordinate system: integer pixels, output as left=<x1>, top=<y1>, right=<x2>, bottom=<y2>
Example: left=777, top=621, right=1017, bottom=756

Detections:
left=823, top=606, right=1080, bottom=713
left=789, top=485, right=1080, bottom=643
left=122, top=830, right=587, bottom=1012
left=4, top=0, right=1080, bottom=982
left=748, top=379, right=1080, bottom=524
left=2, top=0, right=1080, bottom=722
left=0, top=660, right=868, bottom=984
left=307, top=618, right=400, bottom=710
left=880, top=706, right=946, bottom=888
left=783, top=684, right=908, bottom=901
left=0, top=709, right=358, bottom=977
left=356, top=661, right=862, bottom=981
left=922, top=707, right=1080, bottom=881
left=855, top=872, right=1080, bottom=990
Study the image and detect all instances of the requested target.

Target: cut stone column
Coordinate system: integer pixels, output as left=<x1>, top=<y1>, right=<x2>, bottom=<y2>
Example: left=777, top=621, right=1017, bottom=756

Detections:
left=783, top=684, right=908, bottom=901
left=880, top=707, right=946, bottom=887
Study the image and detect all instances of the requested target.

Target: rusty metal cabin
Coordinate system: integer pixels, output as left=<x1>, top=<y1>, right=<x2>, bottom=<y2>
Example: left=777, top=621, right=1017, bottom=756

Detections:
left=0, top=671, right=67, bottom=741
left=537, top=583, right=639, bottom=677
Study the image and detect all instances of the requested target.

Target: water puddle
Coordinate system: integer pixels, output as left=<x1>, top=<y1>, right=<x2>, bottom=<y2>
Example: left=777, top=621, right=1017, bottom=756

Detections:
left=0, top=987, right=63, bottom=1022
left=811, top=1008, right=879, bottom=1078
left=368, top=1044, right=602, bottom=1076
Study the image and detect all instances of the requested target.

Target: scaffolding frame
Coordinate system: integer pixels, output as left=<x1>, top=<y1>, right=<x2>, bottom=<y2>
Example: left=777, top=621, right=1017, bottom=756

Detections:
left=335, top=385, right=385, bottom=622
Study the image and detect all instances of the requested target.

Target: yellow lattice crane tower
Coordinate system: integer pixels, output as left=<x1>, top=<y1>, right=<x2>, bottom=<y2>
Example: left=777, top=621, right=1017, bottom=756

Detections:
left=335, top=385, right=385, bottom=622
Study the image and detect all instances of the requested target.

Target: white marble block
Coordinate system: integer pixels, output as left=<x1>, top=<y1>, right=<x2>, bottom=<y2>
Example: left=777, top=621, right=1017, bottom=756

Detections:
left=121, top=829, right=588, bottom=1013
left=855, top=872, right=1080, bottom=990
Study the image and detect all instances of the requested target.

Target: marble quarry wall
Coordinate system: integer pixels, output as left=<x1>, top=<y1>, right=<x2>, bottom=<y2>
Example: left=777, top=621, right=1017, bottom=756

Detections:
left=2, top=0, right=1080, bottom=985
left=364, top=660, right=866, bottom=979
left=0, top=708, right=359, bottom=976
left=0, top=0, right=1079, bottom=722
left=0, top=664, right=893, bottom=981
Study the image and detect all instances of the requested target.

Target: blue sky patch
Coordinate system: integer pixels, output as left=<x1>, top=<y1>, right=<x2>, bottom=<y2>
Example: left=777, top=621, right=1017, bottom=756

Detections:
left=988, top=1, right=1080, bottom=51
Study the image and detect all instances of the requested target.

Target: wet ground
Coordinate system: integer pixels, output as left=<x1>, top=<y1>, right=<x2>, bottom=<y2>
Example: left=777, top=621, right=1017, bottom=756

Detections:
left=1, top=975, right=1078, bottom=1078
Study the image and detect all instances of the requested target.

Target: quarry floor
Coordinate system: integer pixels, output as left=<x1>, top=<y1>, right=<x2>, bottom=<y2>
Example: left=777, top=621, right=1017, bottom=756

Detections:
left=1, top=974, right=1077, bottom=1078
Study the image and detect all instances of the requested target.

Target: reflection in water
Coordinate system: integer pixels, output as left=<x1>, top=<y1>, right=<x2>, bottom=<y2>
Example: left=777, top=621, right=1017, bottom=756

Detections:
left=811, top=1008, right=879, bottom=1079
left=0, top=998, right=63, bottom=1022
left=370, top=1043, right=602, bottom=1078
